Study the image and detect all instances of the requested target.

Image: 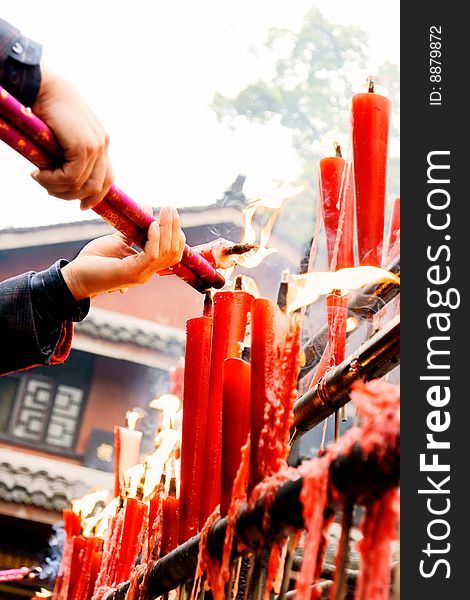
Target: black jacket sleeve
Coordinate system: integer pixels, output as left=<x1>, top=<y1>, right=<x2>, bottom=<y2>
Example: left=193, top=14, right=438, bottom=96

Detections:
left=0, top=17, right=42, bottom=106
left=0, top=262, right=89, bottom=375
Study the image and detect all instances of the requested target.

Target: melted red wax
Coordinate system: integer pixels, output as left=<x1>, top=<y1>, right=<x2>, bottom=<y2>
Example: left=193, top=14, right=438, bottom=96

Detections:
left=92, top=509, right=124, bottom=599
left=253, top=306, right=301, bottom=491
left=296, top=457, right=331, bottom=600
left=190, top=507, right=221, bottom=600
left=295, top=379, right=400, bottom=600
left=224, top=437, right=251, bottom=571
left=355, top=488, right=399, bottom=600
left=197, top=436, right=252, bottom=600
left=147, top=488, right=165, bottom=560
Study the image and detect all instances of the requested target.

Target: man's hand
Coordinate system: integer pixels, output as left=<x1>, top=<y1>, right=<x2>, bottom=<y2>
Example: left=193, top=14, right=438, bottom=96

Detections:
left=30, top=66, right=113, bottom=210
left=61, top=207, right=185, bottom=300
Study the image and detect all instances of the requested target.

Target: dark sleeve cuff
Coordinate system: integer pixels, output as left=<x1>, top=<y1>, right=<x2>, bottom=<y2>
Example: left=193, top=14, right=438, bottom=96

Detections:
left=30, top=259, right=90, bottom=323
left=0, top=19, right=42, bottom=106
left=29, top=260, right=89, bottom=356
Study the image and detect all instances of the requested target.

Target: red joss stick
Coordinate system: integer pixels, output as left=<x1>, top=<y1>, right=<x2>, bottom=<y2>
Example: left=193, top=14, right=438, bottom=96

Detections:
left=0, top=85, right=225, bottom=292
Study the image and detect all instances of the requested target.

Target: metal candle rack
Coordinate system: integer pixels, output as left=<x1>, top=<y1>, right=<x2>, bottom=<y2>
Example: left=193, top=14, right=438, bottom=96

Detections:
left=104, top=436, right=399, bottom=600
left=102, top=268, right=400, bottom=600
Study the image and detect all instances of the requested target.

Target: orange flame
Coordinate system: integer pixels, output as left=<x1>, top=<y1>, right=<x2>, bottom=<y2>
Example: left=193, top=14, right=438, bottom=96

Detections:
left=285, top=267, right=400, bottom=313
left=72, top=488, right=109, bottom=520
left=236, top=183, right=304, bottom=270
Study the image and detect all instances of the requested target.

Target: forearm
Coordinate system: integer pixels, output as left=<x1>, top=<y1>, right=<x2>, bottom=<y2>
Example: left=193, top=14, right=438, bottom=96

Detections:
left=0, top=262, right=90, bottom=375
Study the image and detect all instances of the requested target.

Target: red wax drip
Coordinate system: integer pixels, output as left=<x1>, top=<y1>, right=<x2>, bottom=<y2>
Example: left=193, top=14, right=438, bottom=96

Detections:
left=200, top=291, right=253, bottom=523
left=179, top=316, right=213, bottom=544
left=220, top=358, right=251, bottom=516
left=355, top=488, right=399, bottom=600
left=249, top=299, right=301, bottom=494
left=326, top=291, right=348, bottom=367
left=318, top=156, right=355, bottom=270
left=385, top=196, right=400, bottom=263
left=351, top=89, right=392, bottom=266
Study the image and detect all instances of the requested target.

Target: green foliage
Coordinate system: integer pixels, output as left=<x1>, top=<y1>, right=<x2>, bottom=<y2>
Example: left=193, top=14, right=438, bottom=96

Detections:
left=212, top=7, right=400, bottom=253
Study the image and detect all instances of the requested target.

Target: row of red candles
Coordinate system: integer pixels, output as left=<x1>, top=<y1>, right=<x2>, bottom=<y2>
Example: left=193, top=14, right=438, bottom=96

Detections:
left=179, top=81, right=400, bottom=542
left=52, top=481, right=179, bottom=599
left=313, top=80, right=399, bottom=393
left=48, top=80, right=399, bottom=598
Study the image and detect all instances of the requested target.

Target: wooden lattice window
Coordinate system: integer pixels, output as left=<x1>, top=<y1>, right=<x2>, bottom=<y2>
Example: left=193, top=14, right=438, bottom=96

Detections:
left=10, top=377, right=84, bottom=449
left=0, top=350, right=94, bottom=454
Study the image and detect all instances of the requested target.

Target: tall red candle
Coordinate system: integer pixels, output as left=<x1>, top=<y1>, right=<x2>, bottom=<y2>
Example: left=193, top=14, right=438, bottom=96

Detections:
left=200, top=290, right=253, bottom=523
left=114, top=497, right=146, bottom=585
left=86, top=550, right=103, bottom=600
left=72, top=536, right=102, bottom=600
left=66, top=536, right=87, bottom=600
left=161, top=477, right=180, bottom=555
left=351, top=79, right=392, bottom=267
left=220, top=358, right=251, bottom=516
left=178, top=314, right=213, bottom=544
left=248, top=299, right=302, bottom=493
left=318, top=144, right=355, bottom=270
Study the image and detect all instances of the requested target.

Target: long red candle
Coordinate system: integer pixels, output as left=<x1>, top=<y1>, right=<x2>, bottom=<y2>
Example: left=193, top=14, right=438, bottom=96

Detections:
left=248, top=299, right=302, bottom=493
left=86, top=550, right=103, bottom=600
left=178, top=314, right=213, bottom=544
left=72, top=536, right=102, bottom=600
left=66, top=536, right=87, bottom=600
left=220, top=358, right=251, bottom=516
left=318, top=144, right=355, bottom=270
left=200, top=290, right=253, bottom=523
left=161, top=477, right=180, bottom=555
left=114, top=497, right=146, bottom=585
left=351, top=79, right=392, bottom=267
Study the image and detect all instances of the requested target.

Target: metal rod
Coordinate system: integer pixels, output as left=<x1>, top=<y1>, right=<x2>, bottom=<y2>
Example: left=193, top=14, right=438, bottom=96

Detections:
left=299, top=256, right=400, bottom=380
left=293, top=315, right=400, bottom=439
left=103, top=437, right=399, bottom=600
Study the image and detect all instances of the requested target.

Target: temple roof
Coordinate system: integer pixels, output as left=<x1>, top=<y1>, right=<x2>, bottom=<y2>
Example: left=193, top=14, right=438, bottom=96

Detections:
left=73, top=307, right=185, bottom=369
left=0, top=448, right=113, bottom=519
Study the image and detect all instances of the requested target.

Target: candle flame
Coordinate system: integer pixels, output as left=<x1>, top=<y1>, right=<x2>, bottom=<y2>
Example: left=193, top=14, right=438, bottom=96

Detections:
left=223, top=183, right=305, bottom=282
left=286, top=267, right=400, bottom=313
left=72, top=488, right=109, bottom=520
left=83, top=496, right=120, bottom=538
left=346, top=317, right=359, bottom=333
left=126, top=408, right=145, bottom=431
left=236, top=274, right=261, bottom=298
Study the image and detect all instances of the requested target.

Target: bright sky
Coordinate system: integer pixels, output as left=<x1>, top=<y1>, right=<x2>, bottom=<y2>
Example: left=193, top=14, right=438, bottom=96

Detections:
left=0, top=1, right=399, bottom=229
